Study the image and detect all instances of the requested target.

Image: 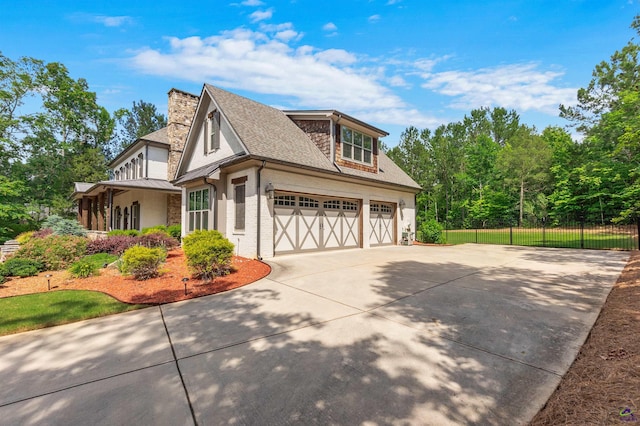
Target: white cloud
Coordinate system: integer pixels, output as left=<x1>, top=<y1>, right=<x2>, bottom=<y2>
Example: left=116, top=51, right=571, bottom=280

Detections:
left=249, top=9, right=273, bottom=22
left=386, top=0, right=402, bottom=4
left=241, top=0, right=264, bottom=5
left=93, top=15, right=133, bottom=27
left=368, top=15, right=381, bottom=23
left=322, top=22, right=337, bottom=31
left=421, top=63, right=577, bottom=113
left=389, top=75, right=409, bottom=87
left=128, top=25, right=437, bottom=123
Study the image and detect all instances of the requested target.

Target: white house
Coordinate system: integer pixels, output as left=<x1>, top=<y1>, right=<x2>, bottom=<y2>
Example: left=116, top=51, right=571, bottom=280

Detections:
left=173, top=84, right=421, bottom=259
left=72, top=89, right=198, bottom=232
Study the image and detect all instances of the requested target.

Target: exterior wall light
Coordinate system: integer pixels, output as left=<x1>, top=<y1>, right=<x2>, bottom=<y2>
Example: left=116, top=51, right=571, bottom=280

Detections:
left=399, top=199, right=406, bottom=210
left=265, top=182, right=275, bottom=200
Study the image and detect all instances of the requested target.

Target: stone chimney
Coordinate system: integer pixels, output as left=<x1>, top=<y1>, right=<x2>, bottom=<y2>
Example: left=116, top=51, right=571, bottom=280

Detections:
left=167, top=88, right=199, bottom=181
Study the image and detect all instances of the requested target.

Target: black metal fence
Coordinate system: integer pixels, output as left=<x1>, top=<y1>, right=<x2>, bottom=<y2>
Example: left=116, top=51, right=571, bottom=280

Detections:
left=437, top=220, right=640, bottom=251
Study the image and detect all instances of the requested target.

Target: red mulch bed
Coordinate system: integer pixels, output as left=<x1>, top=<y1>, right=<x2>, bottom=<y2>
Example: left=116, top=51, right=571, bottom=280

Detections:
left=0, top=249, right=271, bottom=305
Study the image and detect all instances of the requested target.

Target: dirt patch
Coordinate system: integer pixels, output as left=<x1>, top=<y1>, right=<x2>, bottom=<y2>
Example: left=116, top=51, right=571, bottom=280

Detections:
left=0, top=249, right=271, bottom=305
left=530, top=250, right=640, bottom=425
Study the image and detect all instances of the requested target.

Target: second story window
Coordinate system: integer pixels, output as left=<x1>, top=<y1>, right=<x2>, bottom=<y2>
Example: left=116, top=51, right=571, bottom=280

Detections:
left=341, top=126, right=373, bottom=165
left=138, top=153, right=144, bottom=178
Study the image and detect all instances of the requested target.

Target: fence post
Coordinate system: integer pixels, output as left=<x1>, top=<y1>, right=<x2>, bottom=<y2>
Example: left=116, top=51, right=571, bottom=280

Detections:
left=637, top=217, right=640, bottom=250
left=475, top=228, right=478, bottom=244
left=580, top=220, right=584, bottom=249
left=542, top=218, right=546, bottom=247
left=510, top=225, right=513, bottom=245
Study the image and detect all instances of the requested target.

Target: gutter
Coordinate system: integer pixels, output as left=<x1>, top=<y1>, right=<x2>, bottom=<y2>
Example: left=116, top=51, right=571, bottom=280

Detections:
left=256, top=160, right=266, bottom=260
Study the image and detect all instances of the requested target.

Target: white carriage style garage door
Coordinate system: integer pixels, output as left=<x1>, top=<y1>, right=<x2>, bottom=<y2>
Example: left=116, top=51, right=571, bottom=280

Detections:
left=369, top=202, right=395, bottom=246
left=274, top=193, right=360, bottom=254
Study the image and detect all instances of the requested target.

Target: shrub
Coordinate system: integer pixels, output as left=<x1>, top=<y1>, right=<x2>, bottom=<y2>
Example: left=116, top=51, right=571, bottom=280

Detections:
left=81, top=253, right=118, bottom=269
left=41, top=215, right=87, bottom=237
left=419, top=219, right=445, bottom=244
left=120, top=245, right=167, bottom=280
left=68, top=259, right=99, bottom=278
left=0, top=274, right=5, bottom=285
left=1, top=258, right=44, bottom=277
left=141, top=225, right=167, bottom=235
left=87, top=235, right=138, bottom=256
left=14, top=235, right=88, bottom=270
left=32, top=228, right=54, bottom=239
left=138, top=233, right=179, bottom=250
left=15, top=231, right=34, bottom=244
left=167, top=224, right=181, bottom=240
left=183, top=230, right=234, bottom=282
left=107, top=229, right=140, bottom=237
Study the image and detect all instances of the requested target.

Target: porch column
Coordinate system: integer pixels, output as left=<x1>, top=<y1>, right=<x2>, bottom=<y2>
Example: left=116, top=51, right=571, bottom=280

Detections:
left=90, top=197, right=98, bottom=231
left=81, top=198, right=90, bottom=229
left=97, top=192, right=105, bottom=231
left=77, top=199, right=82, bottom=224
left=105, top=188, right=112, bottom=232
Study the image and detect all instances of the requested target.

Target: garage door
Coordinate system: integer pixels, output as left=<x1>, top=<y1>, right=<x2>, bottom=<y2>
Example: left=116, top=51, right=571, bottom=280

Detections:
left=274, top=193, right=360, bottom=254
left=370, top=202, right=395, bottom=246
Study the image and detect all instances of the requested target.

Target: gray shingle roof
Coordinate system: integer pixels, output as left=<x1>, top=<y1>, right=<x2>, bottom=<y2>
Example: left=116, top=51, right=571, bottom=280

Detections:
left=173, top=154, right=246, bottom=185
left=73, top=178, right=180, bottom=198
left=195, top=84, right=420, bottom=190
left=140, top=127, right=169, bottom=144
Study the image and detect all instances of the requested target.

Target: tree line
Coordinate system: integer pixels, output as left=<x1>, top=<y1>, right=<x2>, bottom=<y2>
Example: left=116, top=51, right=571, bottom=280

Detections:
left=385, top=16, right=640, bottom=230
left=0, top=53, right=166, bottom=242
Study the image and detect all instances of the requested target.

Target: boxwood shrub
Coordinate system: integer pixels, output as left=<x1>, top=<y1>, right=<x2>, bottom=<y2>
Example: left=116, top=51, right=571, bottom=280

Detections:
left=120, top=246, right=167, bottom=280
left=182, top=230, right=234, bottom=282
left=0, top=258, right=45, bottom=277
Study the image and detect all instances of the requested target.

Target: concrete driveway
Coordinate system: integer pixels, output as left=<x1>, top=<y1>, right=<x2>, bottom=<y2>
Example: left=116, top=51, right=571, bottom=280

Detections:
left=0, top=244, right=628, bottom=425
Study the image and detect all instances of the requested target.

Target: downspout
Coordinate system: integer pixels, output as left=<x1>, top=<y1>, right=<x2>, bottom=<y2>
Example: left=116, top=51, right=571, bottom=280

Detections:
left=256, top=160, right=266, bottom=260
left=203, top=178, right=217, bottom=230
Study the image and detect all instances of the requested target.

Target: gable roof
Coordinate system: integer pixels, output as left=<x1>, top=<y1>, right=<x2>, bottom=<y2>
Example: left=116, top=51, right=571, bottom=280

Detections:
left=108, top=127, right=169, bottom=167
left=72, top=178, right=180, bottom=198
left=176, top=84, right=420, bottom=191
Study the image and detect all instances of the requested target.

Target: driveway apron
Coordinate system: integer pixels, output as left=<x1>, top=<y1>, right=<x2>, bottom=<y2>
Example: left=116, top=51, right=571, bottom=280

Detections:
left=0, top=245, right=628, bottom=425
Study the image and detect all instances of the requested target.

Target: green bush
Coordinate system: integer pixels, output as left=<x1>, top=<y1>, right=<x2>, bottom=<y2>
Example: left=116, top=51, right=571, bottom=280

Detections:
left=0, top=274, right=5, bottom=285
left=68, top=259, right=99, bottom=278
left=141, top=225, right=166, bottom=235
left=15, top=231, right=34, bottom=244
left=41, top=215, right=87, bottom=237
left=14, top=235, right=88, bottom=271
left=81, top=253, right=118, bottom=269
left=419, top=219, right=445, bottom=244
left=107, top=229, right=140, bottom=237
left=0, top=258, right=44, bottom=277
left=167, top=224, right=181, bottom=240
left=120, top=245, right=167, bottom=280
left=182, top=230, right=234, bottom=282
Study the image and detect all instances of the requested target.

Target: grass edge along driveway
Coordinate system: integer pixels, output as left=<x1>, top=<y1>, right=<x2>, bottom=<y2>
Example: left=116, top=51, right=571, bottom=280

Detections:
left=0, top=290, right=148, bottom=336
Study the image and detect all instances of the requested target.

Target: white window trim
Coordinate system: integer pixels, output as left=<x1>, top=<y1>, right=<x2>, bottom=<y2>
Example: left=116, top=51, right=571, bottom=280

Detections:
left=187, top=187, right=211, bottom=232
left=341, top=126, right=374, bottom=166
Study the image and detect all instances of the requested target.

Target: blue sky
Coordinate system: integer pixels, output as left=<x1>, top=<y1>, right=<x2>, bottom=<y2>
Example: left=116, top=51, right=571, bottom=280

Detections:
left=2, top=0, right=638, bottom=145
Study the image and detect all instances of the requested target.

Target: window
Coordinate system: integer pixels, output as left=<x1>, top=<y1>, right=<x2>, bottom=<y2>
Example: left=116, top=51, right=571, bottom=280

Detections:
left=323, top=199, right=341, bottom=210
left=341, top=126, right=373, bottom=165
left=114, top=207, right=122, bottom=229
left=299, top=197, right=318, bottom=208
left=131, top=159, right=137, bottom=179
left=125, top=163, right=130, bottom=180
left=209, top=110, right=221, bottom=152
left=138, top=154, right=144, bottom=178
left=188, top=188, right=209, bottom=232
left=343, top=201, right=358, bottom=211
left=123, top=207, right=129, bottom=229
left=120, top=166, right=125, bottom=180
left=234, top=184, right=245, bottom=230
left=114, top=170, right=120, bottom=181
left=275, top=195, right=295, bottom=206
left=131, top=202, right=140, bottom=230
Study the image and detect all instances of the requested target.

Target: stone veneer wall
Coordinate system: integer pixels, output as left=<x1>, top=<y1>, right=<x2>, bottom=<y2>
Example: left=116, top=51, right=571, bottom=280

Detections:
left=167, top=193, right=182, bottom=226
left=167, top=88, right=199, bottom=181
left=292, top=119, right=332, bottom=158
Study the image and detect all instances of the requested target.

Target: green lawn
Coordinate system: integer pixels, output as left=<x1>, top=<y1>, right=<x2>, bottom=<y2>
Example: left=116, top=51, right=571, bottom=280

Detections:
left=0, top=290, right=148, bottom=336
left=444, top=227, right=637, bottom=250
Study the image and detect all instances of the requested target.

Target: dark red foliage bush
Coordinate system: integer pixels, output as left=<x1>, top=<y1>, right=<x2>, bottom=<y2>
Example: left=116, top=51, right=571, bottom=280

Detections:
left=86, top=235, right=137, bottom=256
left=137, top=233, right=179, bottom=250
left=32, top=228, right=54, bottom=239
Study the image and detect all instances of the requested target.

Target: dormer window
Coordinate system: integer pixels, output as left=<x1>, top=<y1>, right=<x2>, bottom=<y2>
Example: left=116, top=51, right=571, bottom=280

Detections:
left=208, top=110, right=220, bottom=152
left=341, top=126, right=373, bottom=165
